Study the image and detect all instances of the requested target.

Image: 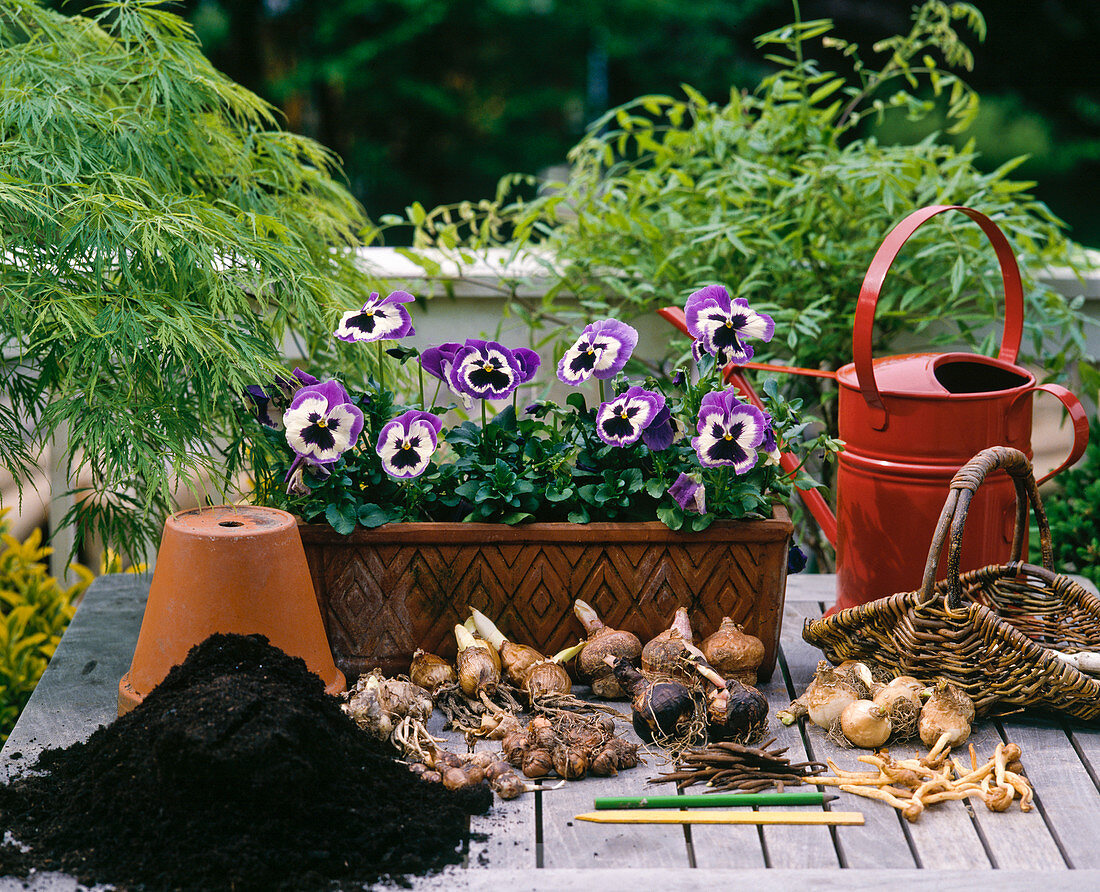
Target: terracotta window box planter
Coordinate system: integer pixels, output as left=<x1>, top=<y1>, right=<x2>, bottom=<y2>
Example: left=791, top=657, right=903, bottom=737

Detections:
left=299, top=507, right=793, bottom=684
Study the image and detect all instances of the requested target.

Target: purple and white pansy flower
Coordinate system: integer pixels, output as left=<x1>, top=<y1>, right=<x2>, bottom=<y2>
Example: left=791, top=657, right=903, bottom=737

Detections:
left=376, top=410, right=444, bottom=479
left=448, top=339, right=529, bottom=402
left=557, top=319, right=639, bottom=386
left=595, top=385, right=666, bottom=447
left=669, top=472, right=707, bottom=515
left=334, top=290, right=416, bottom=343
left=283, top=379, right=365, bottom=465
left=692, top=388, right=767, bottom=473
left=684, top=284, right=774, bottom=365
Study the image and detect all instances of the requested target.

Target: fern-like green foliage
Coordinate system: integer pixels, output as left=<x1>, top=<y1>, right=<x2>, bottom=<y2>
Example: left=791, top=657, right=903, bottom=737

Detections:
left=0, top=512, right=93, bottom=740
left=394, top=1, right=1094, bottom=420
left=1041, top=423, right=1100, bottom=587
left=0, top=0, right=374, bottom=556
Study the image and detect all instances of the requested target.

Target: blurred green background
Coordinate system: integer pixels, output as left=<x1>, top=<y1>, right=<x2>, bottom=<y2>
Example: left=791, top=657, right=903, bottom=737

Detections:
left=87, top=0, right=1100, bottom=245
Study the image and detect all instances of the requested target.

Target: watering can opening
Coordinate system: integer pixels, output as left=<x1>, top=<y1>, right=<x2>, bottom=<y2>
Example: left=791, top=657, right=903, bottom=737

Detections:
left=931, top=354, right=1031, bottom=396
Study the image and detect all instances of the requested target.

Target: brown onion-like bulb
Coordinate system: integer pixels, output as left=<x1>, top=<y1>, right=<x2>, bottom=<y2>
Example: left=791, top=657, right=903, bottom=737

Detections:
left=521, top=748, right=554, bottom=778
left=701, top=617, right=765, bottom=685
left=588, top=745, right=619, bottom=777
left=409, top=649, right=456, bottom=692
left=574, top=599, right=643, bottom=699
left=641, top=607, right=695, bottom=677
left=485, top=760, right=513, bottom=782
left=492, top=772, right=528, bottom=800
left=469, top=607, right=546, bottom=686
left=523, top=660, right=572, bottom=702
left=455, top=624, right=500, bottom=698
left=606, top=655, right=695, bottom=743
left=552, top=746, right=589, bottom=780
left=918, top=682, right=974, bottom=756
left=840, top=699, right=893, bottom=748
left=442, top=767, right=472, bottom=791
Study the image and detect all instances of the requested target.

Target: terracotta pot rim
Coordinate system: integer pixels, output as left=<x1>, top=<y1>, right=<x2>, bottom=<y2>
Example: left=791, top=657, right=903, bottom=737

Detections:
left=296, top=505, right=793, bottom=543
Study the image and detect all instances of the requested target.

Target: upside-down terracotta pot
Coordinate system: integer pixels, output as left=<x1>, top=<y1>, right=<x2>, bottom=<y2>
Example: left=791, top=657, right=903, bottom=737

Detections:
left=118, top=505, right=346, bottom=715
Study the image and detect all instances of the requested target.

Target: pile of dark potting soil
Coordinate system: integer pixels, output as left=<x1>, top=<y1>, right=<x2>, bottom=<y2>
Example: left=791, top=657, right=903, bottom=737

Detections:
left=0, top=633, right=490, bottom=891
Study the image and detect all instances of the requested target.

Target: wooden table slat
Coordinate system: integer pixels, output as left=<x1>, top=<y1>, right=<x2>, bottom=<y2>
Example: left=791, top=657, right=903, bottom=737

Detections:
left=956, top=719, right=1064, bottom=869
left=779, top=601, right=918, bottom=870
left=537, top=701, right=692, bottom=869
left=997, top=715, right=1100, bottom=869
left=741, top=604, right=841, bottom=870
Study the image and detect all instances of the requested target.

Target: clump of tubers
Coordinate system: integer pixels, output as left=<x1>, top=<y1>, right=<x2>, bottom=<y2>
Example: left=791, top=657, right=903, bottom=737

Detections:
left=807, top=741, right=1032, bottom=822
left=344, top=671, right=439, bottom=761
left=500, top=712, right=640, bottom=782
left=701, top=617, right=765, bottom=685
left=573, top=599, right=643, bottom=699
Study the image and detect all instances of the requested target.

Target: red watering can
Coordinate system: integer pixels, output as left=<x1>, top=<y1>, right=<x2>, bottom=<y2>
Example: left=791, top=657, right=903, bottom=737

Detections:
left=661, top=205, right=1089, bottom=612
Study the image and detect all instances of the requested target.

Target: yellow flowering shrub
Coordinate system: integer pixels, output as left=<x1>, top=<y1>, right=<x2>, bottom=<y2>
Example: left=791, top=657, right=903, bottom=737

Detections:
left=0, top=513, right=93, bottom=740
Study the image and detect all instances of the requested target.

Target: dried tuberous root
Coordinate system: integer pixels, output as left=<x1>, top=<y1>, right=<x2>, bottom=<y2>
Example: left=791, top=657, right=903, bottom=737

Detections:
left=808, top=741, right=1034, bottom=822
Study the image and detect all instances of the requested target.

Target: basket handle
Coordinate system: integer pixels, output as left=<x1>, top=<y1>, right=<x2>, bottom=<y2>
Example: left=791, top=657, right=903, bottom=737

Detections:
left=918, top=446, right=1055, bottom=609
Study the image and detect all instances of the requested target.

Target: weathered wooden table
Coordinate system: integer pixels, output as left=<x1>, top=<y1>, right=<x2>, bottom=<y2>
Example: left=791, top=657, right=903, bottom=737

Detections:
left=4, top=572, right=1100, bottom=890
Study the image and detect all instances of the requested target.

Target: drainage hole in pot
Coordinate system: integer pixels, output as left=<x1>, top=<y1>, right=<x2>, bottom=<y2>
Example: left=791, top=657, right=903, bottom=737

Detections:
left=218, top=521, right=245, bottom=528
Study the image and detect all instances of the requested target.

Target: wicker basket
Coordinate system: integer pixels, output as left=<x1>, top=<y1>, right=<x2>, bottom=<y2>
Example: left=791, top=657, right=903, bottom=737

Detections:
left=803, top=445, right=1100, bottom=719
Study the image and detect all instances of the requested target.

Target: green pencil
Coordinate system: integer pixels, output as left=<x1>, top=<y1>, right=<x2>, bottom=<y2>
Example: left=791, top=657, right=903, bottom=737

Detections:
left=593, top=791, right=834, bottom=810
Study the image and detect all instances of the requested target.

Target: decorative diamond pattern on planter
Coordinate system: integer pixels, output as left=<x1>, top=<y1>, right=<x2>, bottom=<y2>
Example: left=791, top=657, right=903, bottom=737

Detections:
left=299, top=510, right=792, bottom=682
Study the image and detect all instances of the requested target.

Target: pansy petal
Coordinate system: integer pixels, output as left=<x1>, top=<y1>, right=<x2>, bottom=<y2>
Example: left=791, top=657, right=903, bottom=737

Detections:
left=421, top=342, right=462, bottom=382
left=731, top=299, right=775, bottom=342
left=669, top=473, right=706, bottom=514
left=379, top=289, right=416, bottom=306
left=293, top=368, right=320, bottom=388
left=512, top=348, right=541, bottom=383
left=641, top=405, right=675, bottom=451
left=684, top=285, right=732, bottom=339
left=244, top=385, right=283, bottom=429
left=588, top=319, right=638, bottom=379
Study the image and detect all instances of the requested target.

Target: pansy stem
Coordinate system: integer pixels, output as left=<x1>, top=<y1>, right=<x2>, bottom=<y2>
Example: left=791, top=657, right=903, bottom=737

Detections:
left=418, top=363, right=425, bottom=410
left=377, top=340, right=385, bottom=393
left=598, top=379, right=606, bottom=405
left=481, top=399, right=487, bottom=431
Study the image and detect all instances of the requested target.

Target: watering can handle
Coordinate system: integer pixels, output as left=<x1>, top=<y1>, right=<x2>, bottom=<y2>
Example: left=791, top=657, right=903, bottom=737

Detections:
left=1018, top=383, right=1090, bottom=486
left=854, top=205, right=1025, bottom=431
